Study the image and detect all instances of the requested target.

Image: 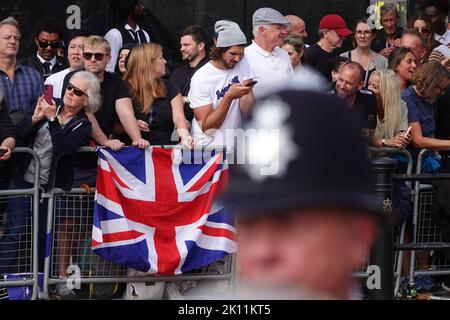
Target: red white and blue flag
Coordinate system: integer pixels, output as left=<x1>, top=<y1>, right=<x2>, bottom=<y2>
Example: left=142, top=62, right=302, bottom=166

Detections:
left=92, top=147, right=236, bottom=275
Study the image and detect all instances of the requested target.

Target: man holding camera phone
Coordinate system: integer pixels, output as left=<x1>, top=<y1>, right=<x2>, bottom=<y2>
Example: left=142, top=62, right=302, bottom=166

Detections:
left=188, top=20, right=255, bottom=149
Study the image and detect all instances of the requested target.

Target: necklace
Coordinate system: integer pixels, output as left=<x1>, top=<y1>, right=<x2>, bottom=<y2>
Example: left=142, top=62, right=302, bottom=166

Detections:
left=355, top=48, right=373, bottom=86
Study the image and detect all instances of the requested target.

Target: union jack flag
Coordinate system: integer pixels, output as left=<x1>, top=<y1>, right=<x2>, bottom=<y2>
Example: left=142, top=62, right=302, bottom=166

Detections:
left=92, top=147, right=236, bottom=275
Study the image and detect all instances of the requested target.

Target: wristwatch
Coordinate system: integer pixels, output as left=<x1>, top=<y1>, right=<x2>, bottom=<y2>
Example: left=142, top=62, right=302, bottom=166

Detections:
left=381, top=139, right=386, bottom=147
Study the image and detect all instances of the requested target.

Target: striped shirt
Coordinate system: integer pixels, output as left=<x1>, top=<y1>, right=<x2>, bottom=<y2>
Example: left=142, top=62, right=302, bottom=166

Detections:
left=0, top=64, right=43, bottom=114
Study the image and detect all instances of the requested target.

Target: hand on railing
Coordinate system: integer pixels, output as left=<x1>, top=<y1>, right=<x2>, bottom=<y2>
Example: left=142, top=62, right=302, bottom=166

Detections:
left=104, top=139, right=125, bottom=151
left=132, top=138, right=150, bottom=149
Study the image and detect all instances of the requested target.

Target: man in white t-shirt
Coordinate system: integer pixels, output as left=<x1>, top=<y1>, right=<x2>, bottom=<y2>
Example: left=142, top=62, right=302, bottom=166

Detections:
left=188, top=20, right=255, bottom=148
left=245, top=7, right=294, bottom=99
left=45, top=30, right=90, bottom=100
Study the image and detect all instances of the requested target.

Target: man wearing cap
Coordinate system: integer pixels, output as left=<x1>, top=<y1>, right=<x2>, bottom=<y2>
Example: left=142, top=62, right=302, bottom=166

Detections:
left=223, top=90, right=379, bottom=299
left=245, top=7, right=294, bottom=99
left=188, top=20, right=255, bottom=149
left=105, top=0, right=150, bottom=72
left=305, top=14, right=353, bottom=79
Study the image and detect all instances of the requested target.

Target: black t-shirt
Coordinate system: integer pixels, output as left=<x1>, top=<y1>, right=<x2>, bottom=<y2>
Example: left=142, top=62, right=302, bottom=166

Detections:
left=352, top=89, right=377, bottom=130
left=132, top=80, right=180, bottom=146
left=305, top=43, right=339, bottom=79
left=63, top=71, right=131, bottom=137
left=169, top=56, right=209, bottom=122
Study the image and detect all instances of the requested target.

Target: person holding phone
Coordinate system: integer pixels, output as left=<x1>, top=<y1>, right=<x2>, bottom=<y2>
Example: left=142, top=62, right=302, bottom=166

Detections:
left=0, top=71, right=101, bottom=287
left=368, top=69, right=411, bottom=149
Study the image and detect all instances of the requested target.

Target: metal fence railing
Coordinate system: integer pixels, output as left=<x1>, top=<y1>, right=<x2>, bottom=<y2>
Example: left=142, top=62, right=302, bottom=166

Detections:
left=3, top=146, right=450, bottom=299
left=0, top=148, right=40, bottom=300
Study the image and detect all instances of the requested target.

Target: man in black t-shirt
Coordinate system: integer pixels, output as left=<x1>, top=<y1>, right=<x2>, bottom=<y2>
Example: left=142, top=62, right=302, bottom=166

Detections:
left=305, top=14, right=352, bottom=79
left=330, top=62, right=377, bottom=138
left=169, top=25, right=210, bottom=123
left=73, top=35, right=148, bottom=150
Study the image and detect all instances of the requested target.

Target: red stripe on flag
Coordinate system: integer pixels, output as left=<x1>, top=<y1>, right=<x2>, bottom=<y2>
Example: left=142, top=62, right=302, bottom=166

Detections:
left=102, top=230, right=144, bottom=243
left=197, top=225, right=236, bottom=241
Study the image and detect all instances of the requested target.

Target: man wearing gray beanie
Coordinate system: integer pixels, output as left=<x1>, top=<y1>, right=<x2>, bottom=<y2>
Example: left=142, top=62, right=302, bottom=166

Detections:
left=245, top=7, right=294, bottom=99
left=188, top=20, right=256, bottom=149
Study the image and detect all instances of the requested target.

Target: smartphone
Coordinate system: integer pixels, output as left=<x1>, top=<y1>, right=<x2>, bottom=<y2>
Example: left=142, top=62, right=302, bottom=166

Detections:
left=245, top=80, right=258, bottom=87
left=44, top=84, right=53, bottom=104
left=404, top=126, right=412, bottom=137
left=0, top=148, right=6, bottom=157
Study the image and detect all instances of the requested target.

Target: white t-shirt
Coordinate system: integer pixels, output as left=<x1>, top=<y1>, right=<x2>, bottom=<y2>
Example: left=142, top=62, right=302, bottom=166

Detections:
left=104, top=24, right=150, bottom=72
left=44, top=68, right=71, bottom=99
left=244, top=41, right=294, bottom=99
left=188, top=57, right=255, bottom=148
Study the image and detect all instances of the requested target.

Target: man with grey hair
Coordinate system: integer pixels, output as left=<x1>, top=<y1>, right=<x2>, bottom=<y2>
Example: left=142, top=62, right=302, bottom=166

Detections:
left=305, top=13, right=352, bottom=79
left=400, top=29, right=427, bottom=66
left=188, top=20, right=255, bottom=149
left=371, top=3, right=404, bottom=58
left=245, top=7, right=293, bottom=99
left=0, top=17, right=43, bottom=125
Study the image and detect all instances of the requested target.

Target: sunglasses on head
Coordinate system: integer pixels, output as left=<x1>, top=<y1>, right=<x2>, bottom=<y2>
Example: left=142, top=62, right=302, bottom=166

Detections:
left=83, top=52, right=106, bottom=61
left=38, top=41, right=60, bottom=49
left=67, top=82, right=88, bottom=97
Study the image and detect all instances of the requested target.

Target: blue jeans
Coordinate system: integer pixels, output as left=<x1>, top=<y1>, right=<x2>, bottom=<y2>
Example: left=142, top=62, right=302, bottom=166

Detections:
left=0, top=178, right=48, bottom=274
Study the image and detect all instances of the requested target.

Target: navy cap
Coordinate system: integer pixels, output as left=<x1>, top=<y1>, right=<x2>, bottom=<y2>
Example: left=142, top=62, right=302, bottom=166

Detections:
left=222, top=90, right=380, bottom=217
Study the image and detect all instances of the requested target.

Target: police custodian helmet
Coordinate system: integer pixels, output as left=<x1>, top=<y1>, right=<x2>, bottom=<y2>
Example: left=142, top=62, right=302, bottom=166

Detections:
left=221, top=90, right=381, bottom=217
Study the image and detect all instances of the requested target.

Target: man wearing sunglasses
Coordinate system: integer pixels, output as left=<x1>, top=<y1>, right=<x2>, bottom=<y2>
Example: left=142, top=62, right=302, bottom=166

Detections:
left=19, top=17, right=68, bottom=81
left=62, top=35, right=148, bottom=152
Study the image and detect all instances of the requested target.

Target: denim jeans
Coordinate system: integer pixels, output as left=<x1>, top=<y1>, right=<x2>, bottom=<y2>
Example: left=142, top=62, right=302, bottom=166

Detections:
left=0, top=178, right=48, bottom=274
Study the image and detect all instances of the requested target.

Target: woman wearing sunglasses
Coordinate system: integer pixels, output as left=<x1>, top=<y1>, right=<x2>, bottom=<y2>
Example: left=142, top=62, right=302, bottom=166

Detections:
left=0, top=71, right=101, bottom=289
left=407, top=12, right=440, bottom=61
left=124, top=43, right=195, bottom=148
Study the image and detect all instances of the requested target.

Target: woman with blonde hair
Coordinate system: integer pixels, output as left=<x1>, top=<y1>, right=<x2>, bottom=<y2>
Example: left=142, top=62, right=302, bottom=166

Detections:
left=368, top=69, right=410, bottom=148
left=124, top=43, right=194, bottom=147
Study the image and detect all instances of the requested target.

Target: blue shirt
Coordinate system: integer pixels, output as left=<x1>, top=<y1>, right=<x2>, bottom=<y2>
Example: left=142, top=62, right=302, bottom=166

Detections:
left=402, top=85, right=436, bottom=158
left=0, top=64, right=43, bottom=114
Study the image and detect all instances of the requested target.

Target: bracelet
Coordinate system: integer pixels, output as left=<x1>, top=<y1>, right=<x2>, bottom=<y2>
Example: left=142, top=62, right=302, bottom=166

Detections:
left=381, top=138, right=386, bottom=147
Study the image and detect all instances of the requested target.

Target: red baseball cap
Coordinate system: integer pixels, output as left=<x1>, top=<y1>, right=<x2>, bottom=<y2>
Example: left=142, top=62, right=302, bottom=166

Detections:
left=319, top=14, right=353, bottom=37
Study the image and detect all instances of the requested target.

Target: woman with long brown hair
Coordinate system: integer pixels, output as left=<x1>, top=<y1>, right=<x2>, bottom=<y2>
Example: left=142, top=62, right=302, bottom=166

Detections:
left=124, top=43, right=195, bottom=147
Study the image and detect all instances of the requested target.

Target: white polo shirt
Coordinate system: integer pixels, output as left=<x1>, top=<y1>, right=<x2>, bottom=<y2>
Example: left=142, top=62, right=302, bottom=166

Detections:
left=244, top=41, right=294, bottom=99
left=188, top=56, right=255, bottom=148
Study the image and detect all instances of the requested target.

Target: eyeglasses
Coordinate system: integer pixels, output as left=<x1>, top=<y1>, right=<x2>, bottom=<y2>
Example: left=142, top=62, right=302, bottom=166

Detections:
left=148, top=107, right=157, bottom=126
left=67, top=82, right=88, bottom=97
left=38, top=41, right=60, bottom=49
left=355, top=30, right=373, bottom=36
left=414, top=27, right=430, bottom=35
left=83, top=52, right=106, bottom=61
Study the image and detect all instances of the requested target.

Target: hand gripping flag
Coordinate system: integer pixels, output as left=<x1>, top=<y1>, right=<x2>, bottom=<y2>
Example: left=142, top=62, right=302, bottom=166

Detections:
left=92, top=147, right=236, bottom=275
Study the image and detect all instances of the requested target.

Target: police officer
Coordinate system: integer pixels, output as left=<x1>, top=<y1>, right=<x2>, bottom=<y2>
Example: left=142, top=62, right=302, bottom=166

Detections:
left=222, top=89, right=380, bottom=299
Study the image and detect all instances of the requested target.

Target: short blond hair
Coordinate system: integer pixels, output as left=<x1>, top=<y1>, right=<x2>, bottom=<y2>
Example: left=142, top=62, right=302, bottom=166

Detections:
left=82, top=35, right=111, bottom=54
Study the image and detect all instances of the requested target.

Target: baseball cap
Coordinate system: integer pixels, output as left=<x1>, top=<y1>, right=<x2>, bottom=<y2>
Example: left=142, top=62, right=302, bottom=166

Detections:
left=214, top=20, right=247, bottom=48
left=319, top=14, right=353, bottom=37
left=221, top=90, right=380, bottom=217
left=253, top=7, right=290, bottom=27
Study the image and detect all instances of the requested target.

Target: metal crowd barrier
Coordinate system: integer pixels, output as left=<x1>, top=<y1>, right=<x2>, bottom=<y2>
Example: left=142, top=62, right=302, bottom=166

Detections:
left=0, top=148, right=40, bottom=300
left=357, top=148, right=413, bottom=298
left=41, top=146, right=235, bottom=300
left=406, top=148, right=450, bottom=289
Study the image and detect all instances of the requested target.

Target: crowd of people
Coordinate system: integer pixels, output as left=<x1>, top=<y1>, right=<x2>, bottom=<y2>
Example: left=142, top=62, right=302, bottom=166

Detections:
left=0, top=0, right=450, bottom=300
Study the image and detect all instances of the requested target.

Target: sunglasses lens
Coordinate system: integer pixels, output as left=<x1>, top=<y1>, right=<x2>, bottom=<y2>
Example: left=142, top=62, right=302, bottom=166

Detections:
left=83, top=52, right=104, bottom=61
left=39, top=41, right=59, bottom=49
left=68, top=83, right=85, bottom=97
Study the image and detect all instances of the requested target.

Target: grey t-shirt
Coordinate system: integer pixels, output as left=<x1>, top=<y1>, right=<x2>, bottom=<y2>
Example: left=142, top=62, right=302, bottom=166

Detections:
left=24, top=123, right=53, bottom=185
